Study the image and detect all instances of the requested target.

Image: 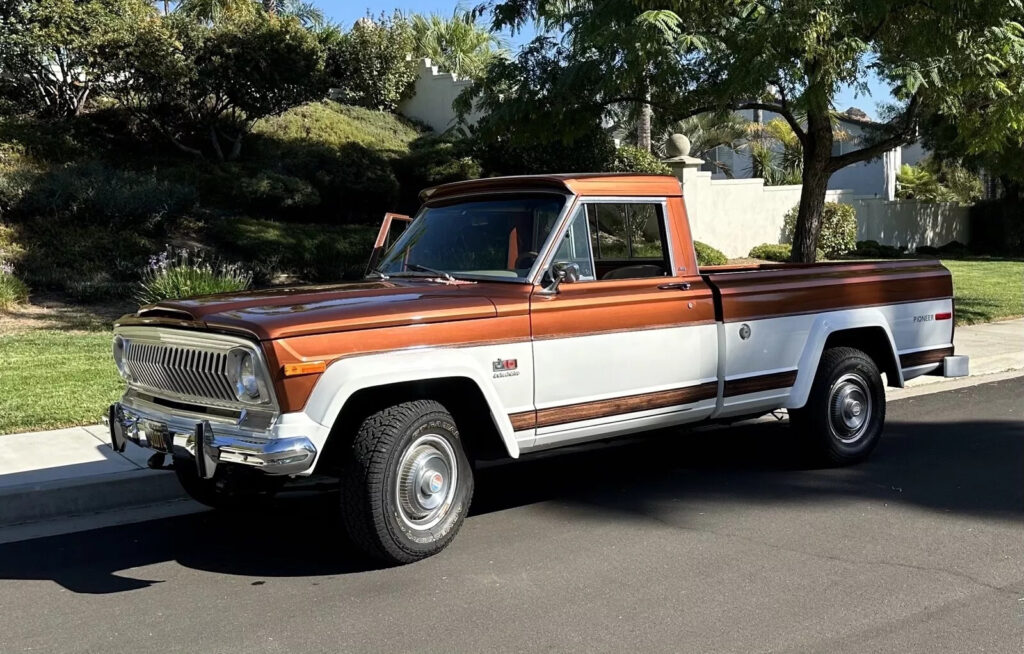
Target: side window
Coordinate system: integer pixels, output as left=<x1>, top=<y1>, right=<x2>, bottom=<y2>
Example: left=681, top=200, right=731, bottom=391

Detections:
left=550, top=205, right=595, bottom=280
left=586, top=202, right=670, bottom=280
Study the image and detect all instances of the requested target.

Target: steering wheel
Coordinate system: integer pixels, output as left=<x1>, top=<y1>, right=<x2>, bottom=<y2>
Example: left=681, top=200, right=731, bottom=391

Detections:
left=514, top=251, right=540, bottom=270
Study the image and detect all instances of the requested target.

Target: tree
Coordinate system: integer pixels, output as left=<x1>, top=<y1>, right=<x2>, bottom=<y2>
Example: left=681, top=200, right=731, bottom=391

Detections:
left=176, top=0, right=254, bottom=23
left=411, top=10, right=505, bottom=79
left=0, top=0, right=154, bottom=117
left=485, top=0, right=703, bottom=153
left=105, top=14, right=325, bottom=160
left=326, top=14, right=417, bottom=112
left=640, top=0, right=1024, bottom=261
left=487, top=0, right=1024, bottom=261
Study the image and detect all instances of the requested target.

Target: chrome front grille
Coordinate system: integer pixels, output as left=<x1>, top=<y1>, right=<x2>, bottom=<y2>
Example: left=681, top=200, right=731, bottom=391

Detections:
left=124, top=341, right=237, bottom=403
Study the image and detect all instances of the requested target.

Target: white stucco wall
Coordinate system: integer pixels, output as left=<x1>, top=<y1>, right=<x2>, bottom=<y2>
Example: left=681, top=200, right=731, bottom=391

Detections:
left=676, top=167, right=969, bottom=258
left=398, top=58, right=481, bottom=133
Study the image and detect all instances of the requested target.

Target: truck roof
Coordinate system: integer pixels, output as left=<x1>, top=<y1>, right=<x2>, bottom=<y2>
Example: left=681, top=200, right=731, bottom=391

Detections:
left=421, top=173, right=683, bottom=202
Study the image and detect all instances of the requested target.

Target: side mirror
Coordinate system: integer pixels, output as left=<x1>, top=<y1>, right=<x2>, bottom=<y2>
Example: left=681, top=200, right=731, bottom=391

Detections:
left=548, top=261, right=581, bottom=293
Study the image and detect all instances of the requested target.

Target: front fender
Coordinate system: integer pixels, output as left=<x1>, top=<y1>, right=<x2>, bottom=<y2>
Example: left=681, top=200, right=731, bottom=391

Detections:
left=301, top=347, right=523, bottom=460
left=785, top=308, right=902, bottom=410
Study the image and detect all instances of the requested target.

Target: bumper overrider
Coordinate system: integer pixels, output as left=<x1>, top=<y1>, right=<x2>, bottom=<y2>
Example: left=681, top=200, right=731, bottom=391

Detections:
left=106, top=401, right=317, bottom=478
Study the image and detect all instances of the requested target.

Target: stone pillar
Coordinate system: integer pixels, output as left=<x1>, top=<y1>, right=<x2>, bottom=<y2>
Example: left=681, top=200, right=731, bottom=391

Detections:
left=662, top=155, right=706, bottom=185
left=661, top=132, right=705, bottom=185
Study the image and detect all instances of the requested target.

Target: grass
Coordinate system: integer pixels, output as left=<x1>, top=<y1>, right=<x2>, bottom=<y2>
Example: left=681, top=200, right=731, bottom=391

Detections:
left=943, top=258, right=1024, bottom=325
left=0, top=328, right=123, bottom=435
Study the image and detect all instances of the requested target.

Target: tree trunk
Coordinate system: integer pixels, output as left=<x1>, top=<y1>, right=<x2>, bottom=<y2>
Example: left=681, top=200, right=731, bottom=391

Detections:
left=263, top=0, right=277, bottom=15
left=636, top=84, right=652, bottom=153
left=163, top=0, right=169, bottom=15
left=790, top=106, right=834, bottom=263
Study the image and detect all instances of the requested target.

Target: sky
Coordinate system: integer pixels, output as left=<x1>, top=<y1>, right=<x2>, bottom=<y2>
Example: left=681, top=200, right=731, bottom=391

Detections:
left=324, top=1, right=895, bottom=120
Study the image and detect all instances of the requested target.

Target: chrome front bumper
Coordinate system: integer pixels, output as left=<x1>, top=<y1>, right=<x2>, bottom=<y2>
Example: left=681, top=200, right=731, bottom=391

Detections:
left=106, top=401, right=317, bottom=478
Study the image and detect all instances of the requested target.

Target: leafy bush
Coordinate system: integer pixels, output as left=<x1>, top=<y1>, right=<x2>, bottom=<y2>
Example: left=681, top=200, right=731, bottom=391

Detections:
left=610, top=145, right=672, bottom=175
left=205, top=217, right=377, bottom=282
left=896, top=159, right=982, bottom=204
left=237, top=172, right=321, bottom=212
left=253, top=102, right=422, bottom=153
left=969, top=200, right=1024, bottom=255
left=694, top=241, right=727, bottom=266
left=748, top=243, right=792, bottom=262
left=250, top=102, right=434, bottom=220
left=850, top=240, right=904, bottom=258
left=0, top=265, right=29, bottom=310
left=782, top=202, right=857, bottom=258
left=326, top=13, right=417, bottom=112
left=136, top=247, right=252, bottom=304
left=14, top=161, right=196, bottom=226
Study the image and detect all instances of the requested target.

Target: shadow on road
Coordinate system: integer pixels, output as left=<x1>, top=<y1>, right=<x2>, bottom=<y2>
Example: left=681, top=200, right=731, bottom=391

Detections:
left=0, top=409, right=1020, bottom=594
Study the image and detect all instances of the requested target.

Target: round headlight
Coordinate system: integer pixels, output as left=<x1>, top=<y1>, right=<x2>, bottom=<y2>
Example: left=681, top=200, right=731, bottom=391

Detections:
left=236, top=351, right=261, bottom=400
left=112, top=335, right=130, bottom=380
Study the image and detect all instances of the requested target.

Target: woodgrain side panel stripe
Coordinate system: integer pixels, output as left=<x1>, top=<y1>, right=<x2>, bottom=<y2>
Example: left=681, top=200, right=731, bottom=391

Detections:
left=508, top=381, right=718, bottom=431
left=899, top=346, right=954, bottom=368
left=722, top=370, right=798, bottom=397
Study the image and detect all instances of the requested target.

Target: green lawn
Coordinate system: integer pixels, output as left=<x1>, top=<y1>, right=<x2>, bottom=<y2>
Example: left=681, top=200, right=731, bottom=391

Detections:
left=0, top=328, right=123, bottom=435
left=943, top=259, right=1024, bottom=325
left=0, top=258, right=1019, bottom=435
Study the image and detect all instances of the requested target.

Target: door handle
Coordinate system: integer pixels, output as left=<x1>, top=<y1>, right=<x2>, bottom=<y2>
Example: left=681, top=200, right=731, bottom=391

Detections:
left=658, top=282, right=692, bottom=291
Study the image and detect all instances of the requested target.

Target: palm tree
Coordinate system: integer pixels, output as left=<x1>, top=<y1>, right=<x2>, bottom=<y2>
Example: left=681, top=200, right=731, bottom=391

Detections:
left=176, top=0, right=254, bottom=23
left=176, top=0, right=322, bottom=26
left=410, top=10, right=505, bottom=79
left=656, top=112, right=749, bottom=176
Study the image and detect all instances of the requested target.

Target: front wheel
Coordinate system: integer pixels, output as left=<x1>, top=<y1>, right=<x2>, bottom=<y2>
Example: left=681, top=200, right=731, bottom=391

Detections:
left=789, top=346, right=886, bottom=465
left=340, top=400, right=474, bottom=564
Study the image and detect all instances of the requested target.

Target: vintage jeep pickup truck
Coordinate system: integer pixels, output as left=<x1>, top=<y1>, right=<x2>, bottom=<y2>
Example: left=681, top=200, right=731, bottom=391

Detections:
left=108, top=173, right=967, bottom=563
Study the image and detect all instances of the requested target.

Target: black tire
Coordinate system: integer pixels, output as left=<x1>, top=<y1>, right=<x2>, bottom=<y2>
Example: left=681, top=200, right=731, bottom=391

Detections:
left=340, top=400, right=474, bottom=564
left=173, top=458, right=283, bottom=510
left=789, top=346, right=886, bottom=466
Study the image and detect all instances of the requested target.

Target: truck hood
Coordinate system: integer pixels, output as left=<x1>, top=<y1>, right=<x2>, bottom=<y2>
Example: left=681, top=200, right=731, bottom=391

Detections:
left=119, top=280, right=502, bottom=340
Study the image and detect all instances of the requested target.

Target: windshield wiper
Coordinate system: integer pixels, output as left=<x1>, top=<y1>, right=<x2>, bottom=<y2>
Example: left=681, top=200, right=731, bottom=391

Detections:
left=396, top=264, right=455, bottom=282
left=365, top=267, right=389, bottom=280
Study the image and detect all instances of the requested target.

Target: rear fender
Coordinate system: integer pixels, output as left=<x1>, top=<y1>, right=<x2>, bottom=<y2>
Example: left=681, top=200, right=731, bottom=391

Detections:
left=785, top=309, right=903, bottom=410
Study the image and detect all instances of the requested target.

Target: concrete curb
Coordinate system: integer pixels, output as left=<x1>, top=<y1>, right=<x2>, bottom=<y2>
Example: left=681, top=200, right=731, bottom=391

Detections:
left=0, top=468, right=185, bottom=527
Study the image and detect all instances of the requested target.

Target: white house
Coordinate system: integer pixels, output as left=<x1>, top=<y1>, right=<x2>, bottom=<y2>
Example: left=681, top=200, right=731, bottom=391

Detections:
left=705, top=107, right=928, bottom=200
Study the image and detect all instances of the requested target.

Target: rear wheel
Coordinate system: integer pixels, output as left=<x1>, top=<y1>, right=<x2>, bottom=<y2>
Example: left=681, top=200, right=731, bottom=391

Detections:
left=340, top=400, right=473, bottom=564
left=789, top=346, right=886, bottom=465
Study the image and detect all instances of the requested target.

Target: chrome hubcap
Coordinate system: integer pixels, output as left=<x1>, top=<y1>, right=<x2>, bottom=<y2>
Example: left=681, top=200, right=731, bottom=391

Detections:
left=396, top=434, right=457, bottom=530
left=828, top=373, right=872, bottom=444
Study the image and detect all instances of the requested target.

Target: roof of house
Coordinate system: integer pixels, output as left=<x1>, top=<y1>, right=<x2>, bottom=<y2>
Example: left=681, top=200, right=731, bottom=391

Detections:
left=422, top=173, right=683, bottom=202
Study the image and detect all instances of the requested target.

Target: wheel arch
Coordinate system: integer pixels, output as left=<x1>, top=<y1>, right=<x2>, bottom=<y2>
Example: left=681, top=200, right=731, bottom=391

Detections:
left=315, top=376, right=512, bottom=474
left=786, top=311, right=903, bottom=410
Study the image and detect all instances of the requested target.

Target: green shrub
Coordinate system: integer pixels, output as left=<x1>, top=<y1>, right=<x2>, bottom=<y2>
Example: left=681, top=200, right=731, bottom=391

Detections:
left=694, top=241, right=728, bottom=266
left=610, top=145, right=672, bottom=175
left=851, top=239, right=904, bottom=258
left=136, top=247, right=252, bottom=304
left=15, top=161, right=196, bottom=225
left=205, top=217, right=377, bottom=282
left=748, top=243, right=792, bottom=262
left=250, top=103, right=428, bottom=220
left=969, top=199, right=1024, bottom=255
left=237, top=172, right=320, bottom=212
left=16, top=215, right=157, bottom=297
left=325, top=14, right=417, bottom=112
left=253, top=102, right=422, bottom=153
left=0, top=269, right=29, bottom=310
left=782, top=202, right=857, bottom=257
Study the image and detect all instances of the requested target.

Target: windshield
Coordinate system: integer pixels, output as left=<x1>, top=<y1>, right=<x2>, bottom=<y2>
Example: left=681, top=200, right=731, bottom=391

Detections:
left=376, top=195, right=568, bottom=281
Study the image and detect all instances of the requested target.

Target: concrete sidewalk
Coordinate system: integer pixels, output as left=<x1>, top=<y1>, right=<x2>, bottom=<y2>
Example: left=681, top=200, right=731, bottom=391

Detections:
left=1, top=318, right=1021, bottom=531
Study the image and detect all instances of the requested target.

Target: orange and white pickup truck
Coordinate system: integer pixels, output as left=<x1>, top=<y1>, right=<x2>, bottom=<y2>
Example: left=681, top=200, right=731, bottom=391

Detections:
left=108, top=173, right=967, bottom=563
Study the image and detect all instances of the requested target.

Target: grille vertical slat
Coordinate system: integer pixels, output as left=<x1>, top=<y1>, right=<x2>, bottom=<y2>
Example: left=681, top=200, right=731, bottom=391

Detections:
left=122, top=340, right=240, bottom=403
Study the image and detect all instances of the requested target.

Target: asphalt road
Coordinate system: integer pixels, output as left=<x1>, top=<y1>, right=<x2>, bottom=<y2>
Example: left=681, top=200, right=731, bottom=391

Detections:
left=0, top=378, right=1021, bottom=653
